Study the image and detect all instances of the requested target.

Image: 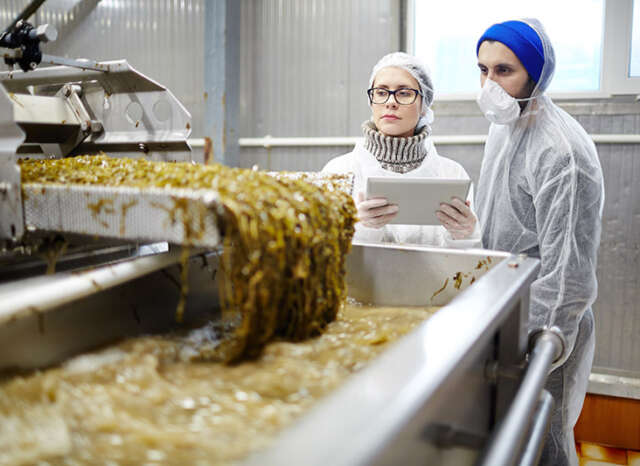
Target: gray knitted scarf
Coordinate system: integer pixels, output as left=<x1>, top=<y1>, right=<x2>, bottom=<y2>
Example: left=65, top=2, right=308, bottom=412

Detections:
left=362, top=120, right=429, bottom=174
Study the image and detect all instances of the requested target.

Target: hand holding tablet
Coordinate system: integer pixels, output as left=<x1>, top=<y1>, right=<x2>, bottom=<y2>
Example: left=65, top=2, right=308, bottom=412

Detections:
left=435, top=197, right=477, bottom=239
left=364, top=177, right=471, bottom=226
left=356, top=192, right=399, bottom=228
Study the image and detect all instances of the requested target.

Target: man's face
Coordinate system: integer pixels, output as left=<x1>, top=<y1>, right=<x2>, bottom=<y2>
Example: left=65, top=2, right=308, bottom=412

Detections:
left=370, top=67, right=423, bottom=138
left=477, top=41, right=532, bottom=99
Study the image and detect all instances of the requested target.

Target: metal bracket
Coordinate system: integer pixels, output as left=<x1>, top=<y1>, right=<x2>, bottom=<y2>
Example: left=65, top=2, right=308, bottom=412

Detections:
left=421, top=423, right=487, bottom=450
left=34, top=83, right=102, bottom=157
left=62, top=84, right=103, bottom=135
left=485, top=359, right=526, bottom=384
left=528, top=327, right=565, bottom=364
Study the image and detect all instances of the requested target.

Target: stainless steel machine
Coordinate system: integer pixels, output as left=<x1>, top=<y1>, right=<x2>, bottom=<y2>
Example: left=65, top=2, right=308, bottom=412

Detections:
left=247, top=244, right=559, bottom=466
left=0, top=59, right=196, bottom=246
left=0, top=13, right=564, bottom=466
left=0, top=14, right=226, bottom=368
left=0, top=240, right=560, bottom=466
left=0, top=14, right=218, bottom=290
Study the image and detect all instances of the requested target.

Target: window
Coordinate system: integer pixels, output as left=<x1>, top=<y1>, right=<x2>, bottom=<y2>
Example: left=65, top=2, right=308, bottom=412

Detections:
left=629, top=0, right=640, bottom=76
left=601, top=0, right=640, bottom=94
left=409, top=0, right=640, bottom=98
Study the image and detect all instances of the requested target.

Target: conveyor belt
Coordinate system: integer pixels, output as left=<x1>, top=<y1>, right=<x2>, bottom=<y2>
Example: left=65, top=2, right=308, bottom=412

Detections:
left=23, top=182, right=222, bottom=247
left=21, top=172, right=353, bottom=247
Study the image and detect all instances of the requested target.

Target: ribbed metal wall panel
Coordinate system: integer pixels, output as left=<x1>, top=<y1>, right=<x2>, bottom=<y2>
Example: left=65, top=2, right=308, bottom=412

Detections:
left=0, top=0, right=205, bottom=136
left=593, top=143, right=640, bottom=377
left=575, top=107, right=640, bottom=375
left=237, top=145, right=347, bottom=172
left=239, top=0, right=400, bottom=138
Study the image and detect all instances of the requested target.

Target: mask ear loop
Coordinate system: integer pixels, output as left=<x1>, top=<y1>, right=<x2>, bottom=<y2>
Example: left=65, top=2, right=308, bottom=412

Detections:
left=515, top=91, right=540, bottom=116
left=514, top=95, right=538, bottom=103
left=515, top=77, right=541, bottom=103
left=515, top=94, right=537, bottom=116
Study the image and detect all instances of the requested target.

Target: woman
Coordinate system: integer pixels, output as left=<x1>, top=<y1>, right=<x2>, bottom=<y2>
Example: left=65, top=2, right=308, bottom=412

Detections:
left=475, top=19, right=604, bottom=466
left=322, top=52, right=480, bottom=248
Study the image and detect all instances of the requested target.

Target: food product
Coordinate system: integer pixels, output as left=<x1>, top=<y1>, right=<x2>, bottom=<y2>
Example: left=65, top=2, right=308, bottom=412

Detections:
left=19, top=155, right=357, bottom=361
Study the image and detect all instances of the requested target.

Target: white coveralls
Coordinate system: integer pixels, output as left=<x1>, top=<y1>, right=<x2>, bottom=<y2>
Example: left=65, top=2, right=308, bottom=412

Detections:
left=475, top=19, right=605, bottom=466
left=322, top=138, right=481, bottom=248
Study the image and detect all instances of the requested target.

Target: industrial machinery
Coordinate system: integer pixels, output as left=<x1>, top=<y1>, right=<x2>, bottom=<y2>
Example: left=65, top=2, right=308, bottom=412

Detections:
left=0, top=241, right=560, bottom=466
left=249, top=244, right=559, bottom=466
left=0, top=11, right=564, bottom=466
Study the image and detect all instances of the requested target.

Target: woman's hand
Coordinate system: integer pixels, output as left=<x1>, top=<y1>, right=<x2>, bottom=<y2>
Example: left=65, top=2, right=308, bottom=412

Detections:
left=356, top=192, right=399, bottom=229
left=436, top=197, right=477, bottom=239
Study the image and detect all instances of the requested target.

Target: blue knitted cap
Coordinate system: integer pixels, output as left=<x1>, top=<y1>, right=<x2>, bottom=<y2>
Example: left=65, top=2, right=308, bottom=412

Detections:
left=476, top=20, right=545, bottom=83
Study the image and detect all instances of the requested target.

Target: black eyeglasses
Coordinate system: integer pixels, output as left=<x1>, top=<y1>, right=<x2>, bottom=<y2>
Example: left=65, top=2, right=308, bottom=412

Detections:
left=367, top=87, right=422, bottom=105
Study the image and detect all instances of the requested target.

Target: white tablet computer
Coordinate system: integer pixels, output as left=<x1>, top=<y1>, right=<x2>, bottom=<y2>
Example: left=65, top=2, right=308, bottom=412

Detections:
left=365, top=177, right=471, bottom=225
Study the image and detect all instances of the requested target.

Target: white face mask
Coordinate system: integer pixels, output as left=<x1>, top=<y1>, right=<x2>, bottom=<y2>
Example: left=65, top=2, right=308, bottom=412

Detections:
left=476, top=79, right=534, bottom=125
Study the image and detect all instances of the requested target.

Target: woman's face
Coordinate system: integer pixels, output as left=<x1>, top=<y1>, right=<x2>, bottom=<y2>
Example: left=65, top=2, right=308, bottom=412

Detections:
left=477, top=41, right=532, bottom=99
left=370, top=67, right=423, bottom=138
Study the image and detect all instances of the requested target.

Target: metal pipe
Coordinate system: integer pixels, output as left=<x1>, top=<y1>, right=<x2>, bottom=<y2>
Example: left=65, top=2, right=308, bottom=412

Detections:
left=3, top=0, right=47, bottom=35
left=518, top=390, right=554, bottom=466
left=0, top=248, right=183, bottom=325
left=0, top=60, right=130, bottom=88
left=478, top=330, right=563, bottom=466
left=237, top=136, right=365, bottom=148
left=590, top=134, right=640, bottom=143
left=192, top=134, right=640, bottom=150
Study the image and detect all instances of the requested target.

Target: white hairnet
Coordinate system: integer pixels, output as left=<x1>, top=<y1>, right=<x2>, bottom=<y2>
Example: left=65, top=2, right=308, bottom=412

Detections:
left=475, top=18, right=604, bottom=466
left=368, top=52, right=435, bottom=131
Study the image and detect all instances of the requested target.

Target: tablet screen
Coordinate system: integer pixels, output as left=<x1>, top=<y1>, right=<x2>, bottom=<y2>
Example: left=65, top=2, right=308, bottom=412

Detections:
left=365, top=177, right=471, bottom=225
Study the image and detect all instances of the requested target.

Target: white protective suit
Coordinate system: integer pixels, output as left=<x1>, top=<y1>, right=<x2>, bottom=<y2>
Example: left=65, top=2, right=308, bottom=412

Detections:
left=475, top=19, right=604, bottom=466
left=323, top=138, right=482, bottom=248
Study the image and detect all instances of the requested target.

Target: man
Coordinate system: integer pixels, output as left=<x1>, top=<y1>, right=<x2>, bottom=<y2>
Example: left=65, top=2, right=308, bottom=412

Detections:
left=475, top=18, right=605, bottom=466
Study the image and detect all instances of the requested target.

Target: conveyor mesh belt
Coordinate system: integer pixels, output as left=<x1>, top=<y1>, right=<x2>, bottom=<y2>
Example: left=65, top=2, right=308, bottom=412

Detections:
left=23, top=183, right=222, bottom=247
left=22, top=172, right=353, bottom=247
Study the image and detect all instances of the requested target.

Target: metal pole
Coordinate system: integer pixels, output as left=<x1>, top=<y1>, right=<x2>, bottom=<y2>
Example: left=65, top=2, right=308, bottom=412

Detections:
left=518, top=390, right=554, bottom=466
left=204, top=0, right=240, bottom=166
left=0, top=249, right=183, bottom=324
left=3, top=0, right=47, bottom=35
